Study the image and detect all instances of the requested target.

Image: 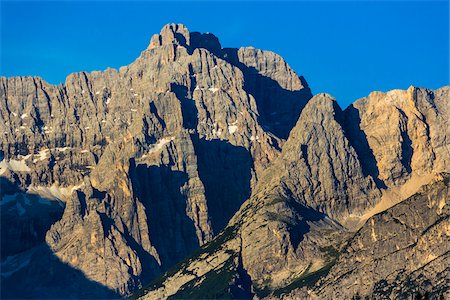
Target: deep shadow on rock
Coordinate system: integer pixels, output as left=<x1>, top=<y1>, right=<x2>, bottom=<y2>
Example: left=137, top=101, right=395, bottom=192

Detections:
left=0, top=177, right=119, bottom=299
left=1, top=244, right=120, bottom=299
left=343, top=105, right=387, bottom=189
left=0, top=178, right=64, bottom=259
left=192, top=136, right=253, bottom=234
left=221, top=48, right=312, bottom=139
left=129, top=162, right=200, bottom=270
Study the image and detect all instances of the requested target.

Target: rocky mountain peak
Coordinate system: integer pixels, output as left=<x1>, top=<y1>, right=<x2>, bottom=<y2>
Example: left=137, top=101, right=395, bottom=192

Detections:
left=148, top=23, right=191, bottom=49
left=148, top=23, right=222, bottom=55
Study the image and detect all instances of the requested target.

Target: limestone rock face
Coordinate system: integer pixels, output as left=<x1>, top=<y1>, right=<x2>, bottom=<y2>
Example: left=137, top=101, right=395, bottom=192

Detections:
left=0, top=24, right=311, bottom=297
left=1, top=23, right=448, bottom=299
left=138, top=88, right=449, bottom=299
left=344, top=86, right=450, bottom=188
left=314, top=174, right=450, bottom=299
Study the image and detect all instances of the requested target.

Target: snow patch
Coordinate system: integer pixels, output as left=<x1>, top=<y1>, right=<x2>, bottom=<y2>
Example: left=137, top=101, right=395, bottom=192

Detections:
left=56, top=147, right=71, bottom=152
left=12, top=112, right=18, bottom=117
left=131, top=109, right=138, bottom=112
left=1, top=255, right=31, bottom=278
left=95, top=91, right=100, bottom=95
left=141, top=137, right=174, bottom=158
left=106, top=98, right=111, bottom=105
left=250, top=135, right=260, bottom=142
left=20, top=113, right=28, bottom=119
left=0, top=157, right=31, bottom=175
left=228, top=125, right=238, bottom=134
left=1, top=194, right=19, bottom=206
left=15, top=201, right=26, bottom=216
left=27, top=183, right=84, bottom=201
left=212, top=128, right=223, bottom=137
left=208, top=87, right=219, bottom=93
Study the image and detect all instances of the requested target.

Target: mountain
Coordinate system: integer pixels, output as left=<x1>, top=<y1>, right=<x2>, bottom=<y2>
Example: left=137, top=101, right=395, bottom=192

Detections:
left=0, top=24, right=448, bottom=299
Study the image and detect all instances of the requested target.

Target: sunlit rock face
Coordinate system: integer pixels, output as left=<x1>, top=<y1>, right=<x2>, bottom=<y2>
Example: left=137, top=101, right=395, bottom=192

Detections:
left=1, top=23, right=449, bottom=299
left=0, top=23, right=312, bottom=297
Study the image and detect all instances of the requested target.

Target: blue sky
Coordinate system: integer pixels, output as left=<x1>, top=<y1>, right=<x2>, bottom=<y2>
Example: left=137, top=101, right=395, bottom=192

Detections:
left=1, top=1, right=449, bottom=107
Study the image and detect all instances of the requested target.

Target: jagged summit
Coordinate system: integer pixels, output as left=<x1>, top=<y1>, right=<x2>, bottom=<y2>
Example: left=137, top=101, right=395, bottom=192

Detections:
left=148, top=23, right=222, bottom=55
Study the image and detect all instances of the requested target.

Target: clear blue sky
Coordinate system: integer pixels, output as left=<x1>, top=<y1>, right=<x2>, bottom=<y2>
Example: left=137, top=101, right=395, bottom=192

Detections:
left=1, top=1, right=449, bottom=107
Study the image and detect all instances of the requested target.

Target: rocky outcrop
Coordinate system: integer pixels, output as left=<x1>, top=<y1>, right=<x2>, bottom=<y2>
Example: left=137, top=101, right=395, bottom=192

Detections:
left=313, top=174, right=449, bottom=299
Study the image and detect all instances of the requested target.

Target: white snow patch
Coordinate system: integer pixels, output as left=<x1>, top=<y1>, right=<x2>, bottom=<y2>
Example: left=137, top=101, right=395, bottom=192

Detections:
left=95, top=91, right=100, bottom=95
left=208, top=87, right=219, bottom=93
left=20, top=126, right=26, bottom=130
left=80, top=150, right=89, bottom=153
left=15, top=201, right=26, bottom=216
left=194, top=86, right=200, bottom=91
left=56, top=147, right=71, bottom=152
left=1, top=194, right=19, bottom=206
left=133, top=93, right=138, bottom=96
left=20, top=113, right=28, bottom=119
left=130, top=88, right=134, bottom=91
left=1, top=255, right=31, bottom=278
left=131, top=109, right=138, bottom=112
left=250, top=135, right=260, bottom=142
left=38, top=198, right=53, bottom=206
left=141, top=137, right=174, bottom=158
left=212, top=128, right=222, bottom=137
left=101, top=120, right=107, bottom=123
left=27, top=183, right=84, bottom=201
left=228, top=125, right=238, bottom=134
left=12, top=112, right=18, bottom=117
left=0, top=158, right=31, bottom=175
left=106, top=98, right=111, bottom=105
left=84, top=126, right=90, bottom=130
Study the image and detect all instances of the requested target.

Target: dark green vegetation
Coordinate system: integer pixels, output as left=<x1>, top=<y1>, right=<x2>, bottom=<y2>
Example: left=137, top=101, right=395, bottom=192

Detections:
left=272, top=246, right=340, bottom=297
left=130, top=225, right=239, bottom=299
left=169, top=256, right=237, bottom=299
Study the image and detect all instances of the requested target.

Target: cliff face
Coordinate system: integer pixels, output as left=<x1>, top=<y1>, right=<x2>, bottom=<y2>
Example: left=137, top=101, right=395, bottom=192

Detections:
left=0, top=24, right=311, bottom=297
left=312, top=174, right=449, bottom=300
left=1, top=24, right=448, bottom=299
left=138, top=86, right=449, bottom=299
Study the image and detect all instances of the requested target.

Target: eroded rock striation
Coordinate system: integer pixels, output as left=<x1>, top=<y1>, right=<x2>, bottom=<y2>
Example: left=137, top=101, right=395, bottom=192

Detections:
left=1, top=23, right=448, bottom=299
left=1, top=23, right=311, bottom=297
